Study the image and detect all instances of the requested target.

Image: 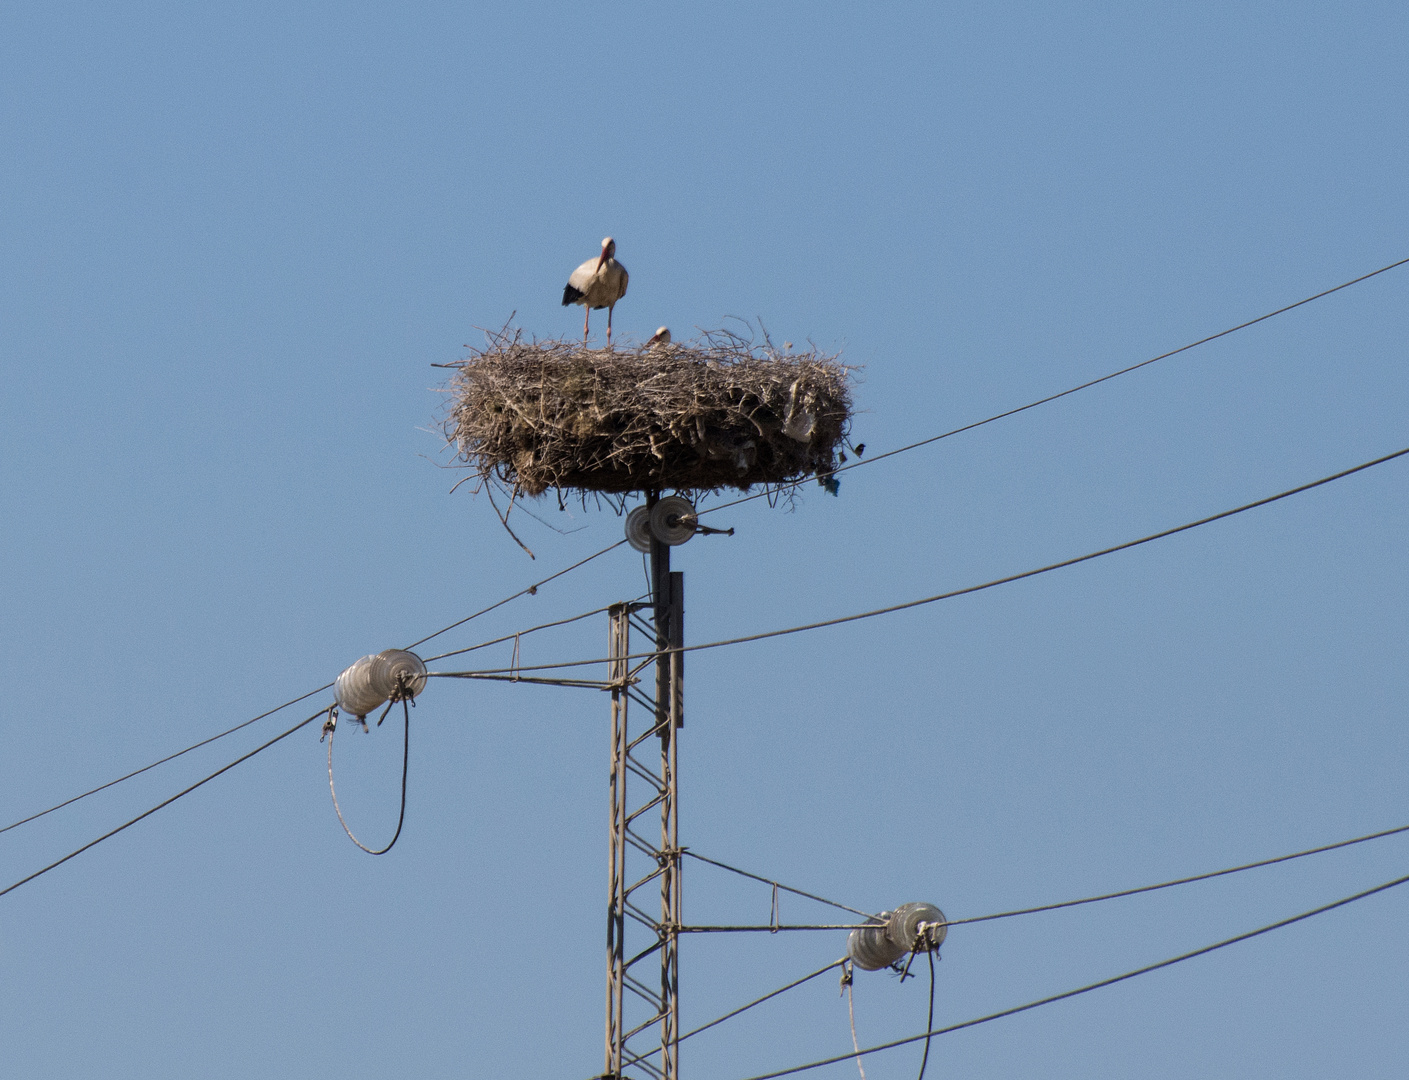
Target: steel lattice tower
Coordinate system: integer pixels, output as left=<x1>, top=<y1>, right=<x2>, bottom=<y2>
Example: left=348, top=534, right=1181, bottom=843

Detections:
left=604, top=494, right=684, bottom=1080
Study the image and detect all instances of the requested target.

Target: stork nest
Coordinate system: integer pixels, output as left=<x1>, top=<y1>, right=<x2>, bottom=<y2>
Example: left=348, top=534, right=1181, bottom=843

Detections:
left=440, top=326, right=855, bottom=502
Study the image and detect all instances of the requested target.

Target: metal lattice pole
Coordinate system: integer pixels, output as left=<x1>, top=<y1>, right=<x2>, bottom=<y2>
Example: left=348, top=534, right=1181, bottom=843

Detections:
left=655, top=536, right=683, bottom=1080
left=605, top=603, right=630, bottom=1078
left=604, top=496, right=683, bottom=1080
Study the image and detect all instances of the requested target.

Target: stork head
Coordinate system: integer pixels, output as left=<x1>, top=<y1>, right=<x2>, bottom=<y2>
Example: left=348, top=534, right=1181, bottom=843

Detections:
left=598, top=237, right=616, bottom=268
left=648, top=326, right=671, bottom=346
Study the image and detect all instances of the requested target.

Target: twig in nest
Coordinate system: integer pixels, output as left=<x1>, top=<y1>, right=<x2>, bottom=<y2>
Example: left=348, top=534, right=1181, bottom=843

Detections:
left=483, top=481, right=535, bottom=559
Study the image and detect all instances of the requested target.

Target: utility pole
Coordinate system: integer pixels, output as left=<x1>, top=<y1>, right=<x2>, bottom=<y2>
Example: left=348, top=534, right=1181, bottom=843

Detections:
left=605, top=491, right=684, bottom=1080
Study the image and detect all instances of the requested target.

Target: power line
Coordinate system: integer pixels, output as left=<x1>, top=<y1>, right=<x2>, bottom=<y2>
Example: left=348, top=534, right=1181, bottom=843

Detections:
left=683, top=850, right=878, bottom=920
left=421, top=596, right=649, bottom=664
left=0, top=682, right=335, bottom=837
left=19, top=263, right=1404, bottom=848
left=679, top=958, right=847, bottom=1045
left=611, top=959, right=844, bottom=1073
left=0, top=544, right=630, bottom=887
left=735, top=868, right=1409, bottom=1080
left=9, top=259, right=1405, bottom=1046
left=916, top=950, right=936, bottom=1080
left=684, top=823, right=1409, bottom=933
left=636, top=819, right=1409, bottom=1055
left=0, top=708, right=327, bottom=901
left=423, top=604, right=615, bottom=662
left=403, top=539, right=626, bottom=650
left=845, top=961, right=866, bottom=1080
left=430, top=443, right=1409, bottom=680
left=949, top=820, right=1409, bottom=927
left=699, top=255, right=1409, bottom=518
left=0, top=549, right=627, bottom=838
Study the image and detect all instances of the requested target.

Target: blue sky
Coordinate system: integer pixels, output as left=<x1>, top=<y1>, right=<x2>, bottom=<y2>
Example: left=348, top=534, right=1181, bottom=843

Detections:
left=2, top=3, right=1408, bottom=1077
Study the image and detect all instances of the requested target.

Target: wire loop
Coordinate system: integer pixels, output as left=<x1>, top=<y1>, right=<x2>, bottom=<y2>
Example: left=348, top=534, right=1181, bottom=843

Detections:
left=326, top=691, right=412, bottom=856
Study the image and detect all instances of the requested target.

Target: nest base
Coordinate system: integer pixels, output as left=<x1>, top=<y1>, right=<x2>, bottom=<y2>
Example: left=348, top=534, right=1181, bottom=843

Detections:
left=442, top=327, right=855, bottom=500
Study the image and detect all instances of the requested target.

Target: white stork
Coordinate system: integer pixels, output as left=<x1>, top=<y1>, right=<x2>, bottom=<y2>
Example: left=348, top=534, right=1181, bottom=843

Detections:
left=562, top=237, right=629, bottom=347
left=646, top=326, right=671, bottom=347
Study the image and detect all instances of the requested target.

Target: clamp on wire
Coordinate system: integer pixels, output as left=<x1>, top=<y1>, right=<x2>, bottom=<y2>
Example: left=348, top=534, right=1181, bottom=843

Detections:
left=375, top=672, right=417, bottom=727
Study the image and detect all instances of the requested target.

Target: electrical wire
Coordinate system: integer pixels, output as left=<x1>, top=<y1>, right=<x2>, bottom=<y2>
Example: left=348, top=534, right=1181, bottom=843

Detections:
left=0, top=707, right=327, bottom=901
left=422, top=604, right=615, bottom=663
left=0, top=544, right=627, bottom=837
left=734, top=868, right=1409, bottom=1080
left=917, top=951, right=935, bottom=1080
left=429, top=443, right=1409, bottom=680
left=845, top=962, right=867, bottom=1080
left=13, top=263, right=1403, bottom=854
left=686, top=822, right=1409, bottom=931
left=8, top=259, right=1405, bottom=992
left=403, top=539, right=626, bottom=650
left=33, top=263, right=1401, bottom=843
left=661, top=820, right=1409, bottom=1053
left=683, top=850, right=878, bottom=919
left=326, top=700, right=411, bottom=856
left=0, top=682, right=334, bottom=837
left=676, top=958, right=847, bottom=1044
left=616, top=819, right=1409, bottom=1058
left=698, top=255, right=1409, bottom=519
left=948, top=819, right=1409, bottom=927
left=421, top=596, right=650, bottom=664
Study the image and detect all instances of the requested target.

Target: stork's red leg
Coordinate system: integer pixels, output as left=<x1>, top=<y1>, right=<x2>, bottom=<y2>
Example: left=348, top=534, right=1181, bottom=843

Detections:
left=607, top=304, right=614, bottom=348
left=583, top=307, right=590, bottom=343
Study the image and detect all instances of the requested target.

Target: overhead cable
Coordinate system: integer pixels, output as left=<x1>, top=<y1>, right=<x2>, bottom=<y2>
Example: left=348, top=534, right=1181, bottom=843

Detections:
left=917, top=950, right=936, bottom=1080
left=430, top=444, right=1409, bottom=680
left=949, top=819, right=1409, bottom=927
left=0, top=707, right=327, bottom=901
left=1, top=549, right=625, bottom=837
left=403, top=539, right=626, bottom=650
left=421, top=596, right=646, bottom=664
left=734, top=869, right=1409, bottom=1080
left=684, top=850, right=878, bottom=920
left=700, top=255, right=1409, bottom=518
left=684, top=823, right=1409, bottom=932
left=676, top=958, right=847, bottom=1045
left=0, top=683, right=334, bottom=837
left=845, top=960, right=867, bottom=1080
left=658, top=819, right=1409, bottom=1053
left=12, top=265, right=1404, bottom=842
